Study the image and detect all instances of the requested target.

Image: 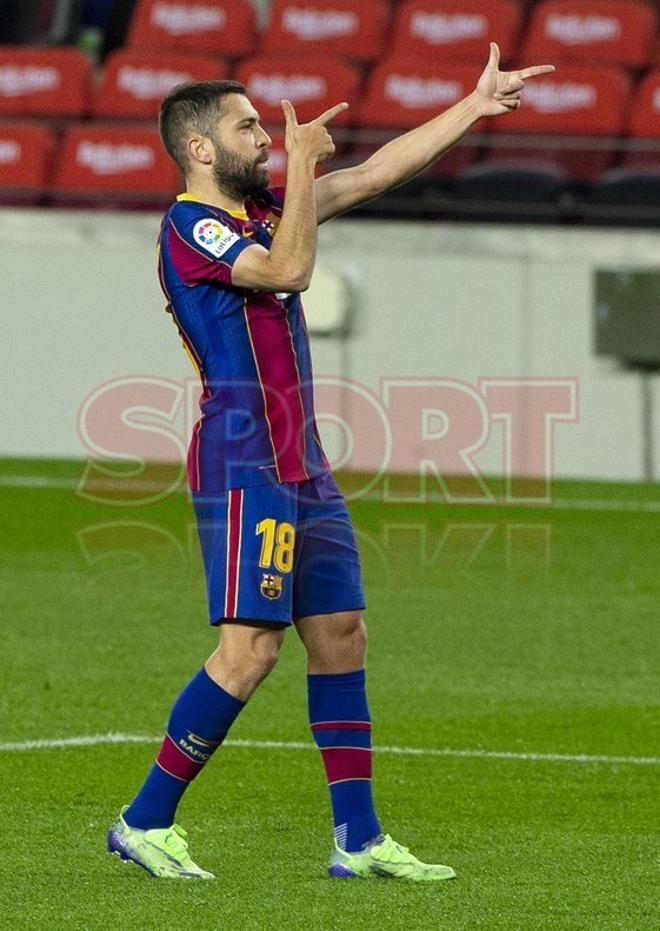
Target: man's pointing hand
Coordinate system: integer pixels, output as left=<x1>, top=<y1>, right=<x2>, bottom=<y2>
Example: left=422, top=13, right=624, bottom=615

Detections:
left=282, top=98, right=349, bottom=164
left=475, top=41, right=555, bottom=118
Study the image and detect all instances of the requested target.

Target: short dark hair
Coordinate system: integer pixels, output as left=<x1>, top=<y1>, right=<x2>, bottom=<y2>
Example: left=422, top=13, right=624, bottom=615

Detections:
left=159, top=80, right=247, bottom=172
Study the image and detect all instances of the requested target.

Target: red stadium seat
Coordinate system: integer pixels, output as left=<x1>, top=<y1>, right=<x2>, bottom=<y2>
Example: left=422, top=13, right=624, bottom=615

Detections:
left=525, top=0, right=657, bottom=69
left=622, top=70, right=660, bottom=169
left=128, top=0, right=257, bottom=57
left=53, top=124, right=179, bottom=200
left=236, top=55, right=359, bottom=125
left=0, top=121, right=55, bottom=194
left=358, top=57, right=484, bottom=177
left=261, top=0, right=389, bottom=62
left=629, top=70, right=660, bottom=140
left=490, top=65, right=632, bottom=180
left=94, top=50, right=227, bottom=119
left=392, top=0, right=523, bottom=64
left=493, top=65, right=631, bottom=137
left=0, top=47, right=91, bottom=118
left=360, top=57, right=483, bottom=129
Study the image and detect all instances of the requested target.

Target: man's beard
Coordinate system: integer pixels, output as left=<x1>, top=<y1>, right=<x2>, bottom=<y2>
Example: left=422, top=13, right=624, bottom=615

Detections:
left=211, top=139, right=269, bottom=201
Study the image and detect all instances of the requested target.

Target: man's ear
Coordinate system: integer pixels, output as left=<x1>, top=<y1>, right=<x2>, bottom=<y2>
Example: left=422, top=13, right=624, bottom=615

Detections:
left=188, top=135, right=213, bottom=167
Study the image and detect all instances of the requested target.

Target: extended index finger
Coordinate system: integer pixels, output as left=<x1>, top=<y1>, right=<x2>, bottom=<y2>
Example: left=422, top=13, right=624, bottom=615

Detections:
left=313, top=101, right=349, bottom=125
left=519, top=64, right=556, bottom=80
left=281, top=98, right=299, bottom=129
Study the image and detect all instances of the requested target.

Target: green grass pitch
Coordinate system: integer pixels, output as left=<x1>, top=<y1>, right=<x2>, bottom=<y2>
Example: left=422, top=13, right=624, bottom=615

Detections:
left=1, top=457, right=659, bottom=930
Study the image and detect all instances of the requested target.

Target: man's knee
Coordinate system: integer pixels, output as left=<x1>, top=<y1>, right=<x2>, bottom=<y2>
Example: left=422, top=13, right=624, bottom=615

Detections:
left=299, top=610, right=367, bottom=673
left=232, top=623, right=285, bottom=673
left=334, top=611, right=367, bottom=653
left=207, top=623, right=286, bottom=699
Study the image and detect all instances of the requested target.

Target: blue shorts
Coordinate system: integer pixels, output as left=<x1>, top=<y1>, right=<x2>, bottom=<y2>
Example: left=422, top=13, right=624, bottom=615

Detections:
left=192, top=472, right=366, bottom=627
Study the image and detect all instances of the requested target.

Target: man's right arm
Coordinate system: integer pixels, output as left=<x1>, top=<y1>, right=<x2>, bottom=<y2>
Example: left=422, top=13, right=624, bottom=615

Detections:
left=231, top=99, right=347, bottom=293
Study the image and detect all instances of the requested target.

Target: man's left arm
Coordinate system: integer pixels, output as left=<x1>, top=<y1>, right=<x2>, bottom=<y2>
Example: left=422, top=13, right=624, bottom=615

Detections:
left=315, top=42, right=555, bottom=224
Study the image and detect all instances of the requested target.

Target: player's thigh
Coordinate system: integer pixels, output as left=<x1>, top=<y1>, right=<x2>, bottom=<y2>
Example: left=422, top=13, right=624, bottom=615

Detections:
left=193, top=483, right=299, bottom=627
left=293, top=473, right=366, bottom=620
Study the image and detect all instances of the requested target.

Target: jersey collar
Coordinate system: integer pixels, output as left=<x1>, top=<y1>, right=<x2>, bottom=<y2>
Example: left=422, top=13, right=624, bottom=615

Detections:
left=176, top=192, right=248, bottom=221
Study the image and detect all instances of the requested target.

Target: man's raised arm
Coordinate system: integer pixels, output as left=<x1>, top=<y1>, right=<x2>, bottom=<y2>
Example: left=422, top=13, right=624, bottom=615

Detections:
left=315, top=43, right=555, bottom=224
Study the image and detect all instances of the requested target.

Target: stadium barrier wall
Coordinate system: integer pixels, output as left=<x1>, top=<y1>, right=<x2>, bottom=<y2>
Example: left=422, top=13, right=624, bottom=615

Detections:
left=2, top=207, right=659, bottom=483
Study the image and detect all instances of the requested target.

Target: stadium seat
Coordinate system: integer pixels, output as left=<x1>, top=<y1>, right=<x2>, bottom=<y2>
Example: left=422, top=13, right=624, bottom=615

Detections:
left=128, top=0, right=257, bottom=57
left=360, top=57, right=484, bottom=130
left=0, top=46, right=92, bottom=118
left=261, top=0, right=389, bottom=62
left=494, top=65, right=631, bottom=137
left=623, top=69, right=660, bottom=169
left=525, top=0, right=657, bottom=69
left=93, top=50, right=227, bottom=119
left=0, top=120, right=55, bottom=200
left=583, top=167, right=660, bottom=227
left=357, top=57, right=484, bottom=177
left=452, top=160, right=567, bottom=223
left=53, top=124, right=180, bottom=203
left=391, top=0, right=523, bottom=64
left=489, top=64, right=632, bottom=181
left=629, top=70, right=660, bottom=139
left=236, top=55, right=359, bottom=126
left=0, top=0, right=80, bottom=45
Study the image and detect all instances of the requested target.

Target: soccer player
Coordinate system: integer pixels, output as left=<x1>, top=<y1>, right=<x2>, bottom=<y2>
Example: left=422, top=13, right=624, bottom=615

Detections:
left=108, top=43, right=553, bottom=880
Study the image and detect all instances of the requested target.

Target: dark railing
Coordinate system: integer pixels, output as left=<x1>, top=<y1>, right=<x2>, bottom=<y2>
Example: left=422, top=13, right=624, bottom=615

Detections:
left=2, top=126, right=659, bottom=227
left=319, top=128, right=660, bottom=227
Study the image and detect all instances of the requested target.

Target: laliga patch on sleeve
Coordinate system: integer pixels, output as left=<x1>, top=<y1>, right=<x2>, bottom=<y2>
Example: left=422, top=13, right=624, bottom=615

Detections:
left=193, top=218, right=241, bottom=258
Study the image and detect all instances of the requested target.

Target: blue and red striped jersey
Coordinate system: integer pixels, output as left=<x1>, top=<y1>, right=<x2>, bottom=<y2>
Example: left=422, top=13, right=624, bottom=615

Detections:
left=158, top=188, right=330, bottom=493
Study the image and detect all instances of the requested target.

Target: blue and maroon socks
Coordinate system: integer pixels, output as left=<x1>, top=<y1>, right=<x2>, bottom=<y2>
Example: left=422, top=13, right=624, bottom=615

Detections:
left=308, top=669, right=382, bottom=852
left=124, top=666, right=244, bottom=830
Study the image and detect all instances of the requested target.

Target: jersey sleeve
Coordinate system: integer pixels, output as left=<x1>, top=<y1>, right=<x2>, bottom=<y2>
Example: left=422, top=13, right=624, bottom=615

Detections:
left=166, top=210, right=257, bottom=287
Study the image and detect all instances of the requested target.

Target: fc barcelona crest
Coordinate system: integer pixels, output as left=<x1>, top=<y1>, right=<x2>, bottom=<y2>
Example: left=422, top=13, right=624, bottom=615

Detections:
left=260, top=573, right=283, bottom=600
left=261, top=212, right=280, bottom=236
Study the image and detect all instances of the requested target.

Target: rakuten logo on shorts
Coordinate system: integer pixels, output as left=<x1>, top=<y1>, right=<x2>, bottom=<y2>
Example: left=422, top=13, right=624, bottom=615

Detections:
left=0, top=140, right=20, bottom=164
left=283, top=7, right=357, bottom=40
left=77, top=142, right=155, bottom=175
left=524, top=81, right=596, bottom=114
left=652, top=87, right=660, bottom=112
left=410, top=12, right=486, bottom=44
left=151, top=2, right=225, bottom=35
left=546, top=13, right=620, bottom=45
left=0, top=65, right=59, bottom=97
left=118, top=65, right=191, bottom=100
left=386, top=75, right=462, bottom=109
left=248, top=73, right=326, bottom=105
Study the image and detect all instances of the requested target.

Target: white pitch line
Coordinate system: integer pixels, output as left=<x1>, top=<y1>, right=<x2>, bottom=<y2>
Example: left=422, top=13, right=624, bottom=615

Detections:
left=0, top=733, right=657, bottom=767
left=0, top=475, right=177, bottom=493
left=552, top=497, right=660, bottom=513
left=2, top=472, right=660, bottom=513
left=0, top=475, right=79, bottom=489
